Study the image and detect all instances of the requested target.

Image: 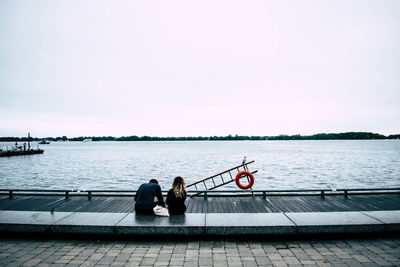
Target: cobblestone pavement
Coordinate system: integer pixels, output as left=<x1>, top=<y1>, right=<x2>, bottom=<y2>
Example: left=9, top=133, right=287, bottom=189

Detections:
left=1, top=237, right=399, bottom=266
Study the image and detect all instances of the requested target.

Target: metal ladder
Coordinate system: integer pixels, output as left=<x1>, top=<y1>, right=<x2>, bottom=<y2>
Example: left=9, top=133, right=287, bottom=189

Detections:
left=187, top=160, right=258, bottom=196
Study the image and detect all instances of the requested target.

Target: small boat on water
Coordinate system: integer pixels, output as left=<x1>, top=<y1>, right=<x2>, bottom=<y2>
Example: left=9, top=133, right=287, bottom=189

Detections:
left=0, top=133, right=44, bottom=157
left=39, top=140, right=50, bottom=144
left=0, top=148, right=44, bottom=157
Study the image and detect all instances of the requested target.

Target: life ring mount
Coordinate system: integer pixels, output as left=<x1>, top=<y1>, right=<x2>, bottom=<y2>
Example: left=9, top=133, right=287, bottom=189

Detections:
left=235, top=171, right=254, bottom=189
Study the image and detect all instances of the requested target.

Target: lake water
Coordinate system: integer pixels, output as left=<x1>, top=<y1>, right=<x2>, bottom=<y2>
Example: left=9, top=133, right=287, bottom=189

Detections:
left=0, top=140, right=399, bottom=191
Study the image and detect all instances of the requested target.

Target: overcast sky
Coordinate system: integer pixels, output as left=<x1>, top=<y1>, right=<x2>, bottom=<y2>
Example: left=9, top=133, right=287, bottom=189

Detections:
left=0, top=0, right=399, bottom=137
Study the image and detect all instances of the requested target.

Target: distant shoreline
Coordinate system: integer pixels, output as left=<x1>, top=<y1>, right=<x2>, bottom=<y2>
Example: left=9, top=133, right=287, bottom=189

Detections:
left=0, top=132, right=399, bottom=142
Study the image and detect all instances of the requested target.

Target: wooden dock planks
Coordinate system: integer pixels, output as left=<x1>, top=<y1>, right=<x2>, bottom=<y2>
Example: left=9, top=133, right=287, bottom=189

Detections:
left=0, top=194, right=399, bottom=213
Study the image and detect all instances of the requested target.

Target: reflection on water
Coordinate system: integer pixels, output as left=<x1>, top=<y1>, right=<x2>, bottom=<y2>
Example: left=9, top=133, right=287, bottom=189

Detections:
left=0, top=140, right=399, bottom=190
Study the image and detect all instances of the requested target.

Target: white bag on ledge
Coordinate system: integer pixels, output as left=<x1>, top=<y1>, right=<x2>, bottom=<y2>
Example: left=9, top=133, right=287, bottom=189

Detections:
left=153, top=205, right=169, bottom=216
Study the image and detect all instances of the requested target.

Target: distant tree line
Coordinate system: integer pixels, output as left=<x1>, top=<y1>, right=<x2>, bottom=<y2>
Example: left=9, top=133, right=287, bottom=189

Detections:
left=0, top=132, right=398, bottom=142
left=116, top=134, right=267, bottom=141
left=267, top=132, right=387, bottom=140
left=388, top=134, right=400, bottom=139
left=68, top=136, right=116, bottom=142
left=0, top=136, right=68, bottom=142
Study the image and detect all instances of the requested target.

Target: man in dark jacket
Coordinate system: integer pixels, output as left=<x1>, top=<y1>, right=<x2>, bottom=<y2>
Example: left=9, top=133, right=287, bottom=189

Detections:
left=134, top=179, right=165, bottom=215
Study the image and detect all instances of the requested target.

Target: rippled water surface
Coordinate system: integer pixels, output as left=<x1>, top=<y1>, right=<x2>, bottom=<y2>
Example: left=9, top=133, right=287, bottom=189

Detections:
left=0, top=140, right=399, bottom=190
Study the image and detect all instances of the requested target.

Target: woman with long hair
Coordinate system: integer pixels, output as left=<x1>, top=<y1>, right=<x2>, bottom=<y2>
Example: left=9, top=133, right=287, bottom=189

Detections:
left=166, top=176, right=187, bottom=215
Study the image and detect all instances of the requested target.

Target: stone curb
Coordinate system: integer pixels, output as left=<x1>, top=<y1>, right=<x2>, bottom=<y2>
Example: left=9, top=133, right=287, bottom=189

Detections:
left=0, top=210, right=399, bottom=236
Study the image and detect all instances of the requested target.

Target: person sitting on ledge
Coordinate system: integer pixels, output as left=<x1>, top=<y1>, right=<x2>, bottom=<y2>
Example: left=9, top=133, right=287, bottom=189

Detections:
left=166, top=176, right=187, bottom=215
left=134, top=179, right=165, bottom=215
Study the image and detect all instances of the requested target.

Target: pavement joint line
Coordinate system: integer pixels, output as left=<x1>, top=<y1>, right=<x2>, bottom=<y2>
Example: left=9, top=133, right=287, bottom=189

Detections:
left=282, top=212, right=298, bottom=228
left=204, top=212, right=207, bottom=234
left=115, top=213, right=130, bottom=226
left=360, top=211, right=386, bottom=224
left=52, top=212, right=75, bottom=225
left=113, top=213, right=131, bottom=235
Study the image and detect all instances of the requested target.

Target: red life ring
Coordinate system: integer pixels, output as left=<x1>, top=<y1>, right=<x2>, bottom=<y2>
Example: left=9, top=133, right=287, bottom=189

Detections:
left=235, top=171, right=254, bottom=189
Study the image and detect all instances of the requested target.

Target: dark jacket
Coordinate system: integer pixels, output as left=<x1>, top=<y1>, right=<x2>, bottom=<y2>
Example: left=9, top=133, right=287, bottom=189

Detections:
left=134, top=183, right=165, bottom=213
left=166, top=189, right=186, bottom=215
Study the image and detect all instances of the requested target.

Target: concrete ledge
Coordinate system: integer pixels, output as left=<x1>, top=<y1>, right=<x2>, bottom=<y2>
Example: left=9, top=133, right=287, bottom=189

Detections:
left=285, top=211, right=386, bottom=234
left=115, top=214, right=205, bottom=235
left=206, top=213, right=296, bottom=235
left=362, top=210, right=400, bottom=232
left=52, top=212, right=128, bottom=234
left=0, top=210, right=399, bottom=236
left=0, top=210, right=72, bottom=233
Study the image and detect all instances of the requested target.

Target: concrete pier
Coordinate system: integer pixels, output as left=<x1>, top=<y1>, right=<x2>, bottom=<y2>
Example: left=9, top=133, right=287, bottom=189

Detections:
left=1, top=193, right=399, bottom=237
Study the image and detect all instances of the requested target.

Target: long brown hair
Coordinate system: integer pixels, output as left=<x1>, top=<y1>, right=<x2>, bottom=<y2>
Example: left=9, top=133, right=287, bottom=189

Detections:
left=172, top=176, right=187, bottom=198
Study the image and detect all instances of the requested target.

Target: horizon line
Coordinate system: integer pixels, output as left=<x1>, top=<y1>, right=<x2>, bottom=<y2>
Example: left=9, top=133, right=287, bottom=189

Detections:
left=1, top=131, right=399, bottom=139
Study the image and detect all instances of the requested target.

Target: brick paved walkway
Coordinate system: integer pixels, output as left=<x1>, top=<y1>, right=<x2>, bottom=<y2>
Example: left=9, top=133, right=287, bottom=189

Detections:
left=1, top=237, right=399, bottom=266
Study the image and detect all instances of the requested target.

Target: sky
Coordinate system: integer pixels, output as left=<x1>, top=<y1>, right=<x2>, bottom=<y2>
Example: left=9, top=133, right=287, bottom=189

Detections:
left=0, top=0, right=399, bottom=138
